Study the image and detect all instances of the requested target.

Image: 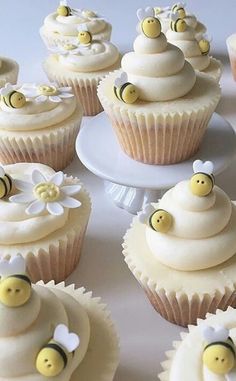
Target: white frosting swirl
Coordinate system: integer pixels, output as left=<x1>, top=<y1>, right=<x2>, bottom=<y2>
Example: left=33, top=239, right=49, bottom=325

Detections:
left=58, top=41, right=119, bottom=72
left=166, top=27, right=211, bottom=71
left=122, top=33, right=196, bottom=101
left=146, top=180, right=236, bottom=271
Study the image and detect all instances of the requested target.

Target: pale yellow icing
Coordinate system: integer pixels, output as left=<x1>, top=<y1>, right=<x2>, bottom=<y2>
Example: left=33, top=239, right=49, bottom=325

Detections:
left=121, top=33, right=196, bottom=101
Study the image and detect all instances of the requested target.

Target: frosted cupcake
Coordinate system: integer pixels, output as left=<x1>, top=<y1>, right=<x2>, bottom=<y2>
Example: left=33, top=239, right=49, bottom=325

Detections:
left=159, top=308, right=236, bottom=381
left=123, top=159, right=236, bottom=326
left=166, top=20, right=222, bottom=82
left=0, top=56, right=19, bottom=87
left=40, top=0, right=112, bottom=48
left=0, top=162, right=91, bottom=283
left=43, top=27, right=120, bottom=116
left=0, top=255, right=119, bottom=381
left=98, top=8, right=220, bottom=165
left=0, top=82, right=82, bottom=170
left=227, top=34, right=236, bottom=81
left=155, top=3, right=206, bottom=39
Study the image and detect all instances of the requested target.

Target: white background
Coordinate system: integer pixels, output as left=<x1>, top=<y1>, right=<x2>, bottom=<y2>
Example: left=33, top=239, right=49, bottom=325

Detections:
left=1, top=1, right=236, bottom=380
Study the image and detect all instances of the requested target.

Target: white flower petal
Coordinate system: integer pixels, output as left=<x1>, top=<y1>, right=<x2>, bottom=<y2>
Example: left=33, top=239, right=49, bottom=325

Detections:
left=47, top=202, right=64, bottom=216
left=20, top=88, right=38, bottom=98
left=35, top=95, right=47, bottom=103
left=26, top=200, right=45, bottom=215
left=60, top=196, right=81, bottom=208
left=14, top=179, right=33, bottom=192
left=58, top=86, right=72, bottom=92
left=50, top=171, right=64, bottom=186
left=61, top=184, right=81, bottom=195
left=32, top=169, right=46, bottom=185
left=9, top=193, right=35, bottom=204
left=49, top=95, right=62, bottom=103
left=59, top=92, right=74, bottom=98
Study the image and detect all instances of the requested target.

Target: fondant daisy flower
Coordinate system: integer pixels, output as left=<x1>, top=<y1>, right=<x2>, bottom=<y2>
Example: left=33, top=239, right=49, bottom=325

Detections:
left=9, top=170, right=81, bottom=216
left=137, top=203, right=156, bottom=224
left=20, top=83, right=74, bottom=103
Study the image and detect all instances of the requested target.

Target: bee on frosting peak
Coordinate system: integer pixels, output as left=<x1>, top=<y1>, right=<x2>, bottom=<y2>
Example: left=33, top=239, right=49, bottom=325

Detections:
left=77, top=23, right=92, bottom=45
left=190, top=159, right=215, bottom=197
left=114, top=72, right=139, bottom=104
left=0, top=83, right=26, bottom=109
left=57, top=0, right=80, bottom=17
left=36, top=324, right=80, bottom=377
left=0, top=255, right=31, bottom=308
left=0, top=165, right=12, bottom=199
left=170, top=11, right=187, bottom=32
left=201, top=325, right=236, bottom=375
left=137, top=7, right=162, bottom=39
left=138, top=203, right=173, bottom=234
left=197, top=34, right=212, bottom=55
left=171, top=2, right=186, bottom=19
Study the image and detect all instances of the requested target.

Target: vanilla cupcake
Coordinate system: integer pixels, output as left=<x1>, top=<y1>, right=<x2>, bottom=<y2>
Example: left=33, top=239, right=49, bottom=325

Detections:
left=40, top=1, right=112, bottom=48
left=0, top=162, right=91, bottom=283
left=123, top=160, right=236, bottom=326
left=43, top=29, right=120, bottom=116
left=0, top=56, right=19, bottom=87
left=0, top=82, right=82, bottom=170
left=159, top=308, right=236, bottom=381
left=98, top=8, right=220, bottom=165
left=0, top=255, right=119, bottom=381
left=166, top=25, right=222, bottom=82
left=227, top=34, right=236, bottom=81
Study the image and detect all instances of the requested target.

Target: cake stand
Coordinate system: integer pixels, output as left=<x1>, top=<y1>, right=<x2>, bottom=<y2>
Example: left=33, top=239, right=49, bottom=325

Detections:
left=76, top=112, right=236, bottom=214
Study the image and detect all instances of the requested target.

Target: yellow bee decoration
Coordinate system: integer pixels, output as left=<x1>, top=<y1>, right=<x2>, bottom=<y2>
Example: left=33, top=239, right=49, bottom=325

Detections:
left=201, top=325, right=236, bottom=375
left=198, top=34, right=211, bottom=55
left=114, top=72, right=139, bottom=104
left=0, top=83, right=26, bottom=109
left=0, top=166, right=12, bottom=199
left=77, top=23, right=92, bottom=45
left=149, top=209, right=173, bottom=233
left=57, top=0, right=71, bottom=17
left=0, top=255, right=31, bottom=308
left=170, top=11, right=187, bottom=32
left=190, top=159, right=215, bottom=197
left=171, top=2, right=186, bottom=19
left=137, top=7, right=161, bottom=39
left=36, top=324, right=80, bottom=377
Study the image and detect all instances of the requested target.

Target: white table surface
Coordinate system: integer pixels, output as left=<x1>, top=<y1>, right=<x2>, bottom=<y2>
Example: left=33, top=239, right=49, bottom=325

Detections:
left=1, top=1, right=236, bottom=380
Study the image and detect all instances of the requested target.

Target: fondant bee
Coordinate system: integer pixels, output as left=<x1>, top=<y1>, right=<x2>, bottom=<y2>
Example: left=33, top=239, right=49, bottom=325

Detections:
left=201, top=325, right=236, bottom=375
left=77, top=24, right=92, bottom=45
left=0, top=83, right=26, bottom=109
left=138, top=204, right=173, bottom=234
left=36, top=324, right=80, bottom=377
left=190, top=159, right=215, bottom=197
left=137, top=7, right=161, bottom=39
left=114, top=72, right=139, bottom=104
left=170, top=11, right=187, bottom=32
left=0, top=165, right=12, bottom=199
left=171, top=2, right=186, bottom=19
left=57, top=0, right=80, bottom=17
left=198, top=34, right=211, bottom=55
left=0, top=255, right=31, bottom=308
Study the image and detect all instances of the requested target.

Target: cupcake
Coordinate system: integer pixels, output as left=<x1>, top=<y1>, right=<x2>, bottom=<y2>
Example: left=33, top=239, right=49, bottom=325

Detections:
left=123, top=159, right=236, bottom=327
left=43, top=27, right=120, bottom=116
left=40, top=1, right=112, bottom=48
left=0, top=82, right=82, bottom=170
left=0, top=162, right=91, bottom=283
left=0, top=255, right=119, bottom=381
left=98, top=8, right=220, bottom=165
left=159, top=307, right=236, bottom=380
left=155, top=3, right=206, bottom=39
left=166, top=21, right=222, bottom=82
left=227, top=34, right=236, bottom=81
left=0, top=56, right=19, bottom=87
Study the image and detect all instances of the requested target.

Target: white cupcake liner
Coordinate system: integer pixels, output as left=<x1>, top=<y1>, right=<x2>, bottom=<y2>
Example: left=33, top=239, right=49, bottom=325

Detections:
left=39, top=281, right=119, bottom=381
left=0, top=106, right=82, bottom=170
left=0, top=57, right=19, bottom=87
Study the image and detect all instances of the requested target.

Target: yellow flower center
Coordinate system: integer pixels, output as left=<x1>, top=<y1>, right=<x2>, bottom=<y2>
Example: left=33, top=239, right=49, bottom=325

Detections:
left=63, top=43, right=77, bottom=51
left=38, top=85, right=58, bottom=96
left=34, top=183, right=60, bottom=202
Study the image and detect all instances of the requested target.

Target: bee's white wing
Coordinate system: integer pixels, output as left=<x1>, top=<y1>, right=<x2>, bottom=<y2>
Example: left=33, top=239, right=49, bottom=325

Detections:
left=78, top=23, right=88, bottom=32
left=227, top=371, right=236, bottom=381
left=193, top=160, right=214, bottom=175
left=137, top=8, right=146, bottom=21
left=145, top=6, right=155, bottom=17
left=138, top=203, right=156, bottom=224
left=114, top=72, right=128, bottom=88
left=0, top=255, right=26, bottom=278
left=60, top=0, right=68, bottom=6
left=54, top=324, right=80, bottom=353
left=170, top=12, right=178, bottom=21
left=200, top=325, right=229, bottom=343
left=0, top=83, right=13, bottom=96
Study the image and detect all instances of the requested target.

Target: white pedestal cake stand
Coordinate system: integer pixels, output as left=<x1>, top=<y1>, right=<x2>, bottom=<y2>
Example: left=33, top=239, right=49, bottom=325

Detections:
left=76, top=112, right=236, bottom=214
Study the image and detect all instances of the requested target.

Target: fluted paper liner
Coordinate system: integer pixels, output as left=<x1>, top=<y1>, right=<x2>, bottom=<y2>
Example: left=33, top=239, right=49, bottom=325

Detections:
left=98, top=71, right=221, bottom=165
left=0, top=57, right=19, bottom=87
left=38, top=281, right=119, bottom=381
left=0, top=185, right=91, bottom=283
left=0, top=106, right=82, bottom=171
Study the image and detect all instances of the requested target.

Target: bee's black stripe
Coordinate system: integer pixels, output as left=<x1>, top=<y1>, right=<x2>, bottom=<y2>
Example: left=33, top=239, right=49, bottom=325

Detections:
left=66, top=6, right=71, bottom=16
left=9, top=91, right=18, bottom=108
left=204, top=341, right=236, bottom=357
left=0, top=178, right=7, bottom=197
left=120, top=82, right=132, bottom=103
left=11, top=274, right=31, bottom=286
left=4, top=174, right=12, bottom=193
left=43, top=343, right=68, bottom=368
left=113, top=86, right=119, bottom=99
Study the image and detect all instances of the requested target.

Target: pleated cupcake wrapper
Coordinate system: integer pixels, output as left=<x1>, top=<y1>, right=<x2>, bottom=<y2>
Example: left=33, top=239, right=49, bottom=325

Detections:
left=227, top=42, right=236, bottom=81
left=202, top=57, right=223, bottom=83
left=123, top=238, right=236, bottom=327
left=0, top=108, right=82, bottom=171
left=39, top=281, right=119, bottom=381
left=0, top=58, right=19, bottom=87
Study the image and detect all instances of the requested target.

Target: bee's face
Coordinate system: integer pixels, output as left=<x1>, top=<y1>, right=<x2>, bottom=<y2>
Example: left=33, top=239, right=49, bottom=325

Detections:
left=36, top=347, right=65, bottom=377
left=190, top=173, right=213, bottom=197
left=203, top=344, right=235, bottom=374
left=122, top=84, right=139, bottom=104
left=7, top=92, right=26, bottom=109
left=171, top=19, right=186, bottom=32
left=57, top=5, right=71, bottom=17
left=78, top=31, right=92, bottom=45
left=149, top=209, right=172, bottom=233
left=199, top=39, right=210, bottom=55
left=0, top=276, right=31, bottom=307
left=141, top=17, right=161, bottom=39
